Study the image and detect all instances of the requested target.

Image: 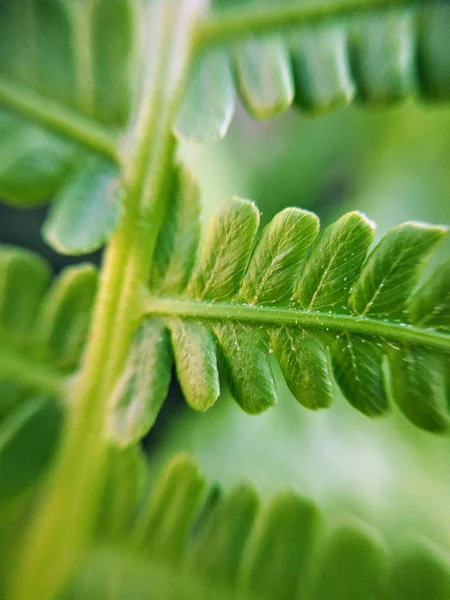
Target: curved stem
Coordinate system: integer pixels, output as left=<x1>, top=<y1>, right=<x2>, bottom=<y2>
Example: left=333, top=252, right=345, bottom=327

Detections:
left=143, top=296, right=450, bottom=353
left=10, top=3, right=205, bottom=600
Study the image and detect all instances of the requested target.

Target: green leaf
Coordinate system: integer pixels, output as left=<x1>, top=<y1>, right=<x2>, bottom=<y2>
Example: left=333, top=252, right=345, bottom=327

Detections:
left=215, top=323, right=277, bottom=414
left=62, top=454, right=450, bottom=600
left=0, top=247, right=95, bottom=401
left=239, top=208, right=319, bottom=305
left=43, top=157, right=120, bottom=255
left=95, top=445, right=148, bottom=542
left=169, top=319, right=220, bottom=412
left=109, top=318, right=172, bottom=448
left=143, top=198, right=450, bottom=433
left=291, top=23, right=355, bottom=114
left=0, top=0, right=450, bottom=164
left=408, top=260, right=450, bottom=329
left=294, top=211, right=375, bottom=311
left=233, top=36, right=294, bottom=120
left=309, top=518, right=388, bottom=600
left=0, top=0, right=135, bottom=205
left=0, top=246, right=51, bottom=348
left=0, top=111, right=76, bottom=207
left=239, top=491, right=321, bottom=600
left=271, top=328, right=334, bottom=410
left=349, top=221, right=447, bottom=319
left=0, top=0, right=136, bottom=120
left=332, top=334, right=388, bottom=416
left=350, top=9, right=415, bottom=104
left=0, top=0, right=74, bottom=104
left=418, top=5, right=450, bottom=101
left=90, top=0, right=136, bottom=126
left=35, top=264, right=98, bottom=370
left=132, top=453, right=207, bottom=563
left=189, top=197, right=260, bottom=301
left=387, top=346, right=449, bottom=433
left=187, top=484, right=259, bottom=589
left=189, top=2, right=450, bottom=139
left=391, top=539, right=450, bottom=600
left=152, top=166, right=201, bottom=295
left=0, top=396, right=63, bottom=502
left=175, top=49, right=235, bottom=142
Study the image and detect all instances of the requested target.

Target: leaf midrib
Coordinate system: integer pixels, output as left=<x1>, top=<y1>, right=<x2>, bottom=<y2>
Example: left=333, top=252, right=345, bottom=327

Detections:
left=194, top=0, right=430, bottom=50
left=144, top=295, right=450, bottom=352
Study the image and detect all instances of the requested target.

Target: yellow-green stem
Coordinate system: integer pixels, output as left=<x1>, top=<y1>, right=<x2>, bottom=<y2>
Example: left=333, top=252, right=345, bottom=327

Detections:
left=9, top=2, right=205, bottom=599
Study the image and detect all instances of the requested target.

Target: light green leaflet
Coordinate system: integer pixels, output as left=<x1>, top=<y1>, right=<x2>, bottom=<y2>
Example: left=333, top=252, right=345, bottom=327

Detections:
left=65, top=453, right=450, bottom=600
left=108, top=319, right=172, bottom=447
left=43, top=157, right=120, bottom=255
left=174, top=48, right=235, bottom=143
left=128, top=193, right=450, bottom=436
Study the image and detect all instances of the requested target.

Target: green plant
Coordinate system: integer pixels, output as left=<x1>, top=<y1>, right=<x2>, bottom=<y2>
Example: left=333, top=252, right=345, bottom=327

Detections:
left=0, top=0, right=449, bottom=598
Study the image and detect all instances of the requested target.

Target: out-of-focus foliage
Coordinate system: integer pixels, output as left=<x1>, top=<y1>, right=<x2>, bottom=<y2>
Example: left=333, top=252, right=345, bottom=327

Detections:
left=0, top=248, right=98, bottom=505
left=59, top=453, right=450, bottom=600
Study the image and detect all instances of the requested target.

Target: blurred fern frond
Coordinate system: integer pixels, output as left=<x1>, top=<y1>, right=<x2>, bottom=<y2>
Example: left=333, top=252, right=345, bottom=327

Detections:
left=0, top=0, right=449, bottom=203
left=65, top=452, right=450, bottom=600
left=0, top=246, right=97, bottom=500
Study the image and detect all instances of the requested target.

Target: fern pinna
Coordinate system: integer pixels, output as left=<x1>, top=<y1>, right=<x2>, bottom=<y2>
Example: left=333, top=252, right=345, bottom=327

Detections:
left=107, top=169, right=450, bottom=445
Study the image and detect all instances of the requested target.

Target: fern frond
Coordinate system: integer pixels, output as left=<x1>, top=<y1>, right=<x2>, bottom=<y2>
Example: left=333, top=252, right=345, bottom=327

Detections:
left=0, top=246, right=98, bottom=500
left=178, top=2, right=450, bottom=141
left=69, top=452, right=450, bottom=600
left=109, top=172, right=450, bottom=444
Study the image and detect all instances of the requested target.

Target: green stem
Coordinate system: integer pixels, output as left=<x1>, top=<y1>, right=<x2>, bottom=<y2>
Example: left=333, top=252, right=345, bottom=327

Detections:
left=143, top=296, right=450, bottom=353
left=0, top=76, right=117, bottom=161
left=0, top=340, right=66, bottom=396
left=10, top=3, right=205, bottom=600
left=194, top=0, right=428, bottom=49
